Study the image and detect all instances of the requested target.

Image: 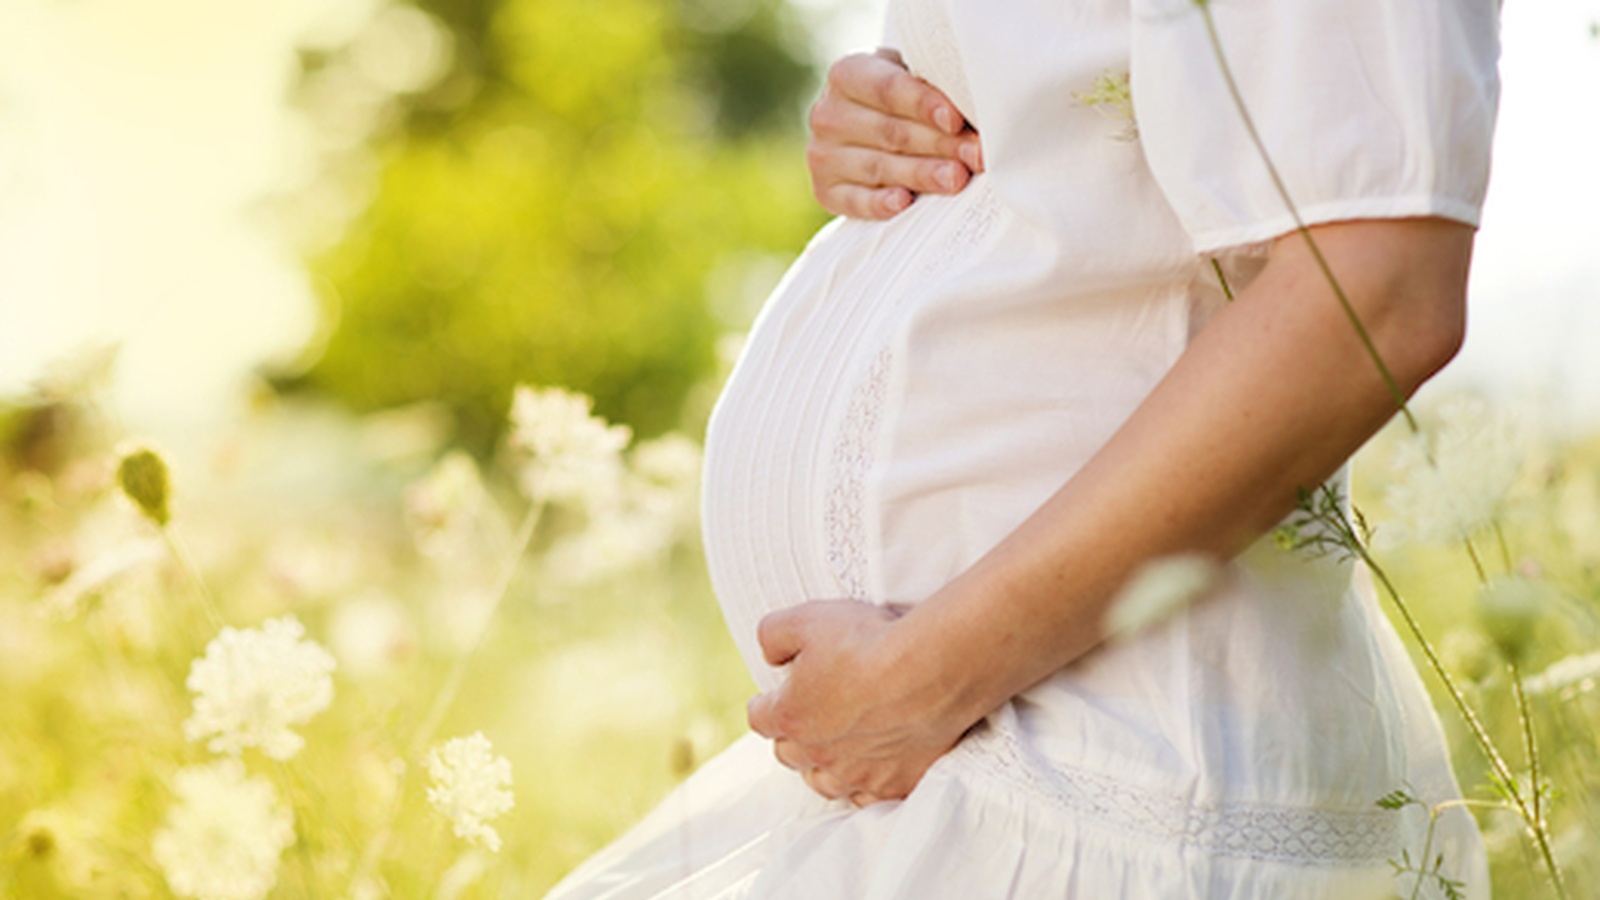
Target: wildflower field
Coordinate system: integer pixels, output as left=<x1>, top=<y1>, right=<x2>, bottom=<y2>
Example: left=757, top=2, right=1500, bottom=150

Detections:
left=2, top=357, right=1599, bottom=899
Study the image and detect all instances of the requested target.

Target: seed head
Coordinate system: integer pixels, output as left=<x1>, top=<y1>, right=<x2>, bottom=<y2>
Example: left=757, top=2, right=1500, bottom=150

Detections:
left=116, top=445, right=172, bottom=527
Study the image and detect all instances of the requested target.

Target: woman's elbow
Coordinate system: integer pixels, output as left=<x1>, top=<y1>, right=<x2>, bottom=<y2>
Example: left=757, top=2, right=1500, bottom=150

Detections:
left=1285, top=217, right=1475, bottom=396
left=1393, top=284, right=1467, bottom=393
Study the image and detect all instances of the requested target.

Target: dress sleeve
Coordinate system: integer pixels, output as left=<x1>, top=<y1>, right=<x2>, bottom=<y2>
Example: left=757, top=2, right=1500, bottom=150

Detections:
left=1128, top=0, right=1501, bottom=254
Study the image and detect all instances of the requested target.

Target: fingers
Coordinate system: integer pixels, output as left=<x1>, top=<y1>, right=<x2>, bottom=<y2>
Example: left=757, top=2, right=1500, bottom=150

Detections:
left=811, top=83, right=974, bottom=163
left=772, top=737, right=815, bottom=771
left=824, top=144, right=972, bottom=194
left=798, top=762, right=891, bottom=806
left=826, top=51, right=963, bottom=137
left=815, top=184, right=914, bottom=221
left=801, top=768, right=852, bottom=801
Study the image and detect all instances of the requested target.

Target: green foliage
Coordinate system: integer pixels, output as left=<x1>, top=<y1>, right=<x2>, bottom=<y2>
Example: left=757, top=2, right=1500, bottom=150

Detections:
left=281, top=0, right=825, bottom=453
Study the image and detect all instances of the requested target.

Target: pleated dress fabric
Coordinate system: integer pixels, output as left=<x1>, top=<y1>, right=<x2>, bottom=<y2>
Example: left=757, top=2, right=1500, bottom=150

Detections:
left=546, top=0, right=1501, bottom=896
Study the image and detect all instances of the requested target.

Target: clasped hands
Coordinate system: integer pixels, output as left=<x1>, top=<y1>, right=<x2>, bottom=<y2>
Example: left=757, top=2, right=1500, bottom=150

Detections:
left=745, top=600, right=976, bottom=807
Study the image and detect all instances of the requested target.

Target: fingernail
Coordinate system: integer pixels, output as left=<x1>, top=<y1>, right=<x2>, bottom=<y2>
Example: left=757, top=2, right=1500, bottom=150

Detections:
left=933, top=107, right=956, bottom=134
left=959, top=142, right=983, bottom=172
left=937, top=165, right=959, bottom=192
left=885, top=189, right=913, bottom=213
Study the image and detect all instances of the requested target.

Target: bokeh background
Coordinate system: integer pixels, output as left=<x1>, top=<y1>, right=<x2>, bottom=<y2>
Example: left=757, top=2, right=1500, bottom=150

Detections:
left=1, top=0, right=1598, bottom=897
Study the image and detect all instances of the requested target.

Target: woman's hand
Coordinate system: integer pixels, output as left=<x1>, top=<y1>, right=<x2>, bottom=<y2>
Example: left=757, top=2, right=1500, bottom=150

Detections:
left=808, top=48, right=983, bottom=220
left=746, top=599, right=977, bottom=805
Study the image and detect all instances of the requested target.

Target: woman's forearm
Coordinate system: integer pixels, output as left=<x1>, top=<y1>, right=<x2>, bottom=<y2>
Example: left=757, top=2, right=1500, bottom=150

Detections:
left=889, top=218, right=1475, bottom=729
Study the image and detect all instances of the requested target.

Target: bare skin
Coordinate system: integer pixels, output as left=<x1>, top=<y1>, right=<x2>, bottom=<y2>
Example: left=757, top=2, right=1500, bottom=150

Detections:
left=747, top=217, right=1475, bottom=805
left=807, top=48, right=982, bottom=220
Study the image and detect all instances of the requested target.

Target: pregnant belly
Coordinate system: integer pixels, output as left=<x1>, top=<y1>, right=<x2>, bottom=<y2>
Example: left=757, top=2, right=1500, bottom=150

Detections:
left=699, top=193, right=994, bottom=691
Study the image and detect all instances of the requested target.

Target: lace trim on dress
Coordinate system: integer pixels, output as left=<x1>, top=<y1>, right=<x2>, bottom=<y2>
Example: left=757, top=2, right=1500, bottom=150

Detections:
left=918, top=185, right=1001, bottom=280
left=825, top=346, right=893, bottom=601
left=947, top=724, right=1403, bottom=867
left=824, top=185, right=1001, bottom=601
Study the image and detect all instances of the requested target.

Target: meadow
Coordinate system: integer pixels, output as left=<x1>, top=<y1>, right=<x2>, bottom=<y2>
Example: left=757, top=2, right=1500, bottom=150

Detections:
left=2, top=357, right=1598, bottom=899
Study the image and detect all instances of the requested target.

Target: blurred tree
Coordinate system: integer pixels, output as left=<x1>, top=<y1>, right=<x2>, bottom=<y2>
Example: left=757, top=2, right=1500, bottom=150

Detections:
left=277, top=0, right=826, bottom=453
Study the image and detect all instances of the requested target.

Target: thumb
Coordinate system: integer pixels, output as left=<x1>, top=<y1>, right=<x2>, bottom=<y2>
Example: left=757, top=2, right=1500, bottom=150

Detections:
left=756, top=607, right=807, bottom=666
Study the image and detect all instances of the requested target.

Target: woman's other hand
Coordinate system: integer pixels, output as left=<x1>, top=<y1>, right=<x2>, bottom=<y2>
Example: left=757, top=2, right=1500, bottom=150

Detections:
left=807, top=48, right=983, bottom=220
left=746, top=599, right=976, bottom=805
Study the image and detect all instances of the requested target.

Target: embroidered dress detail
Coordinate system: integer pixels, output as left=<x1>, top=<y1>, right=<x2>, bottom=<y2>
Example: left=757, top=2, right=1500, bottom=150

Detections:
left=826, top=346, right=893, bottom=601
left=948, top=725, right=1402, bottom=867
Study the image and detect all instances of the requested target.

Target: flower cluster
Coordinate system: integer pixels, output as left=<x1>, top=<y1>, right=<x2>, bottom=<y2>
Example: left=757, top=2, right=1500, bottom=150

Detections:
left=404, top=450, right=490, bottom=558
left=1383, top=397, right=1524, bottom=545
left=508, top=385, right=632, bottom=509
left=152, top=760, right=295, bottom=900
left=426, top=733, right=515, bottom=852
left=183, top=615, right=337, bottom=760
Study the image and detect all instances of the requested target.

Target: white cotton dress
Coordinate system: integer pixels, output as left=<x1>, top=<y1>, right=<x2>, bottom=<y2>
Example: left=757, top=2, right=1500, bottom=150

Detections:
left=547, top=0, right=1502, bottom=896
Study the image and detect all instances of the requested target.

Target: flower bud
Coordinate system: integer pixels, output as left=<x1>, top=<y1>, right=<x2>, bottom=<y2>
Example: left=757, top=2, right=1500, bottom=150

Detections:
left=115, top=446, right=171, bottom=527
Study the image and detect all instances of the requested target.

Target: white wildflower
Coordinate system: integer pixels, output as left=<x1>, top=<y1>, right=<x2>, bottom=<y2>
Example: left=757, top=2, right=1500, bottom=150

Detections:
left=542, top=510, right=675, bottom=588
left=508, top=385, right=631, bottom=508
left=426, top=733, right=514, bottom=853
left=629, top=433, right=702, bottom=531
left=1525, top=651, right=1600, bottom=697
left=152, top=759, right=295, bottom=900
left=404, top=451, right=489, bottom=557
left=184, top=616, right=337, bottom=760
left=1383, top=397, right=1523, bottom=545
left=631, top=433, right=701, bottom=491
left=541, top=433, right=702, bottom=587
left=1105, top=554, right=1222, bottom=640
left=328, top=591, right=416, bottom=678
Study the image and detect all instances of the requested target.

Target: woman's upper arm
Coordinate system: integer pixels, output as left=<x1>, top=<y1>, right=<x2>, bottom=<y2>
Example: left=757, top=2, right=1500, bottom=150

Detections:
left=1261, top=217, right=1473, bottom=391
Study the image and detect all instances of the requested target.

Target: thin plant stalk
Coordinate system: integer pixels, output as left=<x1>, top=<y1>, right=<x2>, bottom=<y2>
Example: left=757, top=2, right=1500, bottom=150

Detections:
left=1194, top=1, right=1419, bottom=434
left=348, top=498, right=543, bottom=897
left=1510, top=661, right=1550, bottom=846
left=1410, top=798, right=1522, bottom=900
left=1210, top=258, right=1236, bottom=302
left=161, top=525, right=225, bottom=632
left=1321, top=497, right=1567, bottom=898
left=1460, top=537, right=1489, bottom=585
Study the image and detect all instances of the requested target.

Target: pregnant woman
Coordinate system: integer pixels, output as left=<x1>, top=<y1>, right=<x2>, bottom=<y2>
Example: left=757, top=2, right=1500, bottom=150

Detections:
left=549, top=0, right=1500, bottom=896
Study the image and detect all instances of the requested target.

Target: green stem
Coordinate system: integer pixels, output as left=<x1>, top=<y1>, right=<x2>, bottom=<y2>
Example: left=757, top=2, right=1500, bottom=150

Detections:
left=1210, top=258, right=1236, bottom=302
left=1356, top=545, right=1514, bottom=800
left=1408, top=804, right=1439, bottom=900
left=1461, top=536, right=1488, bottom=585
left=406, top=501, right=542, bottom=760
left=1195, top=4, right=1419, bottom=435
left=1510, top=660, right=1565, bottom=897
left=161, top=525, right=225, bottom=631
left=1348, top=518, right=1566, bottom=899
